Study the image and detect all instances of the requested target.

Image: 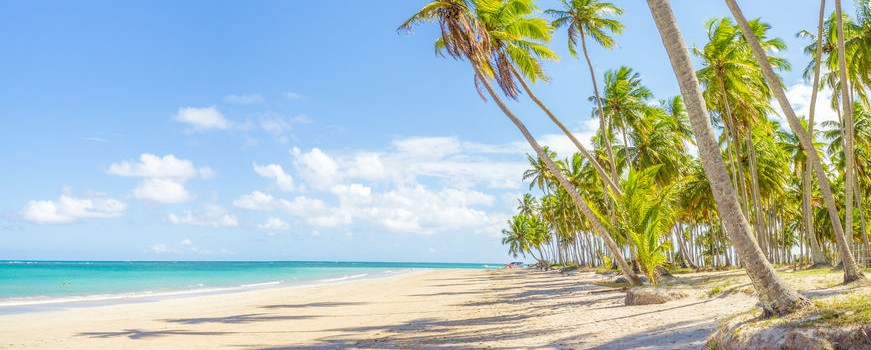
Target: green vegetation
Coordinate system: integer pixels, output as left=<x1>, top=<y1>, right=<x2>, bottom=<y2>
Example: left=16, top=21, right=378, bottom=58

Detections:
left=402, top=0, right=871, bottom=316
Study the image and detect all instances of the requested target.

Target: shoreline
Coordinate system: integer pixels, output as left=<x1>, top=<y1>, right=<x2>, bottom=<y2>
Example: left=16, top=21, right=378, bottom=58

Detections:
left=0, top=267, right=765, bottom=349
left=0, top=267, right=432, bottom=315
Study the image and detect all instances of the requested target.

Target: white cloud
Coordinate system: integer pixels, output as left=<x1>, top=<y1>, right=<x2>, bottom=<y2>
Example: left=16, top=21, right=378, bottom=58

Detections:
left=22, top=193, right=126, bottom=224
left=253, top=163, right=297, bottom=191
left=232, top=191, right=328, bottom=218
left=346, top=153, right=386, bottom=180
left=233, top=191, right=280, bottom=210
left=108, top=153, right=213, bottom=203
left=775, top=82, right=840, bottom=126
left=173, top=106, right=230, bottom=130
left=236, top=135, right=571, bottom=236
left=257, top=217, right=291, bottom=231
left=168, top=205, right=239, bottom=228
left=132, top=178, right=191, bottom=203
left=106, top=153, right=213, bottom=180
left=224, top=93, right=265, bottom=105
left=292, top=147, right=339, bottom=189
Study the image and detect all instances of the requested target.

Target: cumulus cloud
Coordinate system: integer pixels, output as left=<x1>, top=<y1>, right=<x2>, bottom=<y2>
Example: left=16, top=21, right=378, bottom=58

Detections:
left=253, top=163, right=297, bottom=191
left=232, top=191, right=328, bottom=218
left=235, top=134, right=574, bottom=236
left=132, top=178, right=191, bottom=203
left=168, top=205, right=239, bottom=228
left=22, top=193, right=126, bottom=224
left=173, top=106, right=230, bottom=130
left=224, top=93, right=265, bottom=105
left=107, top=153, right=213, bottom=203
left=292, top=147, right=340, bottom=189
left=106, top=153, right=214, bottom=180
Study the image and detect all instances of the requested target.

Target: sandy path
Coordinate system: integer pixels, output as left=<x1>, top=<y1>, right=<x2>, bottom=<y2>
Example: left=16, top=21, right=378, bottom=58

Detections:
left=0, top=269, right=755, bottom=349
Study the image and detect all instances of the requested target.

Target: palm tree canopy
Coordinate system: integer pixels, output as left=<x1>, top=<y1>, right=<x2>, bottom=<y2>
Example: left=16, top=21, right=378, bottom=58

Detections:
left=545, top=0, right=624, bottom=57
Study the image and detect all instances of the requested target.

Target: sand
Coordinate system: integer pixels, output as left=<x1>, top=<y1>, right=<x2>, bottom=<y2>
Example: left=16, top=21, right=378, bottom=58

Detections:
left=0, top=268, right=757, bottom=349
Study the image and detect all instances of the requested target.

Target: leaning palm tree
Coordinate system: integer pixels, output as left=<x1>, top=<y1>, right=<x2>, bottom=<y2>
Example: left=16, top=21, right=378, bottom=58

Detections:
left=724, top=0, right=866, bottom=283
left=546, top=0, right=624, bottom=184
left=474, top=0, right=620, bottom=195
left=400, top=0, right=642, bottom=285
left=644, top=0, right=809, bottom=316
left=795, top=0, right=830, bottom=267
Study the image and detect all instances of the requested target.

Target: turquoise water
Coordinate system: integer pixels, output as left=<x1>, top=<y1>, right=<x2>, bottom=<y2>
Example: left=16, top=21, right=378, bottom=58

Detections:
left=0, top=261, right=490, bottom=307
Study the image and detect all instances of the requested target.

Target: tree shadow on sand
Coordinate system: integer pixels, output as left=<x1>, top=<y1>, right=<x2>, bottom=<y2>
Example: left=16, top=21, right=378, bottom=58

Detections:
left=163, top=313, right=319, bottom=324
left=80, top=329, right=234, bottom=340
left=260, top=301, right=367, bottom=309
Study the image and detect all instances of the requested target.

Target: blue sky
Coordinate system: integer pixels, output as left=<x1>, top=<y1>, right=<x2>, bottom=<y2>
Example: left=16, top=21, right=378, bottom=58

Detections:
left=0, top=1, right=848, bottom=262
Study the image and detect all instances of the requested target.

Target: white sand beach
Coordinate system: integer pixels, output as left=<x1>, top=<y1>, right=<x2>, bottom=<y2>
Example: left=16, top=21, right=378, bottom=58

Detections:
left=0, top=268, right=761, bottom=349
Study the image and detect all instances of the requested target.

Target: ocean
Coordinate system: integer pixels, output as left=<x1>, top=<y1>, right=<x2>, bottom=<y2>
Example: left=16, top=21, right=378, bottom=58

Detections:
left=0, top=261, right=492, bottom=312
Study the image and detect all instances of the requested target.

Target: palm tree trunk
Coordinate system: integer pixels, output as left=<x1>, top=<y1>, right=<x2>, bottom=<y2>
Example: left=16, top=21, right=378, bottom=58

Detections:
left=579, top=31, right=620, bottom=185
left=835, top=0, right=865, bottom=277
left=676, top=223, right=699, bottom=269
left=469, top=62, right=642, bottom=285
left=748, top=139, right=770, bottom=259
left=508, top=65, right=621, bottom=195
left=725, top=0, right=865, bottom=283
left=805, top=0, right=829, bottom=267
left=646, top=0, right=809, bottom=315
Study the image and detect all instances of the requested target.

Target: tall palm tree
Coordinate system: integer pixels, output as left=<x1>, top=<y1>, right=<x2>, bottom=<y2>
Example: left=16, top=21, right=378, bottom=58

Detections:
left=645, top=0, right=809, bottom=316
left=780, top=119, right=829, bottom=265
left=546, top=0, right=624, bottom=184
left=474, top=0, right=620, bottom=195
left=799, top=0, right=829, bottom=267
left=598, top=66, right=654, bottom=166
left=724, top=0, right=866, bottom=283
left=400, top=0, right=642, bottom=285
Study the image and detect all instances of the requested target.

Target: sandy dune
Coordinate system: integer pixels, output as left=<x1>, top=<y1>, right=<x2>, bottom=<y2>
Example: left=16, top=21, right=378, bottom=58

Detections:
left=0, top=269, right=756, bottom=349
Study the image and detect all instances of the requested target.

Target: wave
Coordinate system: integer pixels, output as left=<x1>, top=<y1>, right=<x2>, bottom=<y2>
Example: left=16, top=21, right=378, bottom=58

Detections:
left=317, top=273, right=369, bottom=283
left=0, top=280, right=286, bottom=308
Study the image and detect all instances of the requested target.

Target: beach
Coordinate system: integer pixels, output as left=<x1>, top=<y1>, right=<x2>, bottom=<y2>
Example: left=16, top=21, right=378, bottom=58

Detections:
left=0, top=268, right=759, bottom=349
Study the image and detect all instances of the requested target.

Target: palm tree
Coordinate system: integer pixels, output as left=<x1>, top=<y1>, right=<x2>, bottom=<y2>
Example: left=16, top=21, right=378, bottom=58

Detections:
left=798, top=0, right=830, bottom=267
left=780, top=119, right=829, bottom=266
left=834, top=0, right=864, bottom=275
left=474, top=0, right=620, bottom=195
left=614, top=165, right=677, bottom=285
left=502, top=214, right=548, bottom=262
left=400, top=0, right=642, bottom=285
left=598, top=66, right=654, bottom=164
left=724, top=0, right=866, bottom=283
left=645, top=0, right=809, bottom=316
left=546, top=0, right=624, bottom=184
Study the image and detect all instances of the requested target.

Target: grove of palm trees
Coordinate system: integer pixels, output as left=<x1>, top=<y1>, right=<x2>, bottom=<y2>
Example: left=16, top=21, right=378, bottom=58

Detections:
left=403, top=0, right=871, bottom=341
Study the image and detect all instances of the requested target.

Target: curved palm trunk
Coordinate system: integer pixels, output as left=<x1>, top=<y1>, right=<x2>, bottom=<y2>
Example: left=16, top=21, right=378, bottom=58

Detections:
left=580, top=31, right=620, bottom=185
left=508, top=65, right=621, bottom=196
left=725, top=0, right=865, bottom=283
left=646, top=0, right=809, bottom=316
left=470, top=63, right=642, bottom=286
left=805, top=0, right=829, bottom=267
left=835, top=0, right=867, bottom=274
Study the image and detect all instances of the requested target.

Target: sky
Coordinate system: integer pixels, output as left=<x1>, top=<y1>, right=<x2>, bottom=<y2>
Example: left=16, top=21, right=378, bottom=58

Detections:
left=0, top=1, right=853, bottom=263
